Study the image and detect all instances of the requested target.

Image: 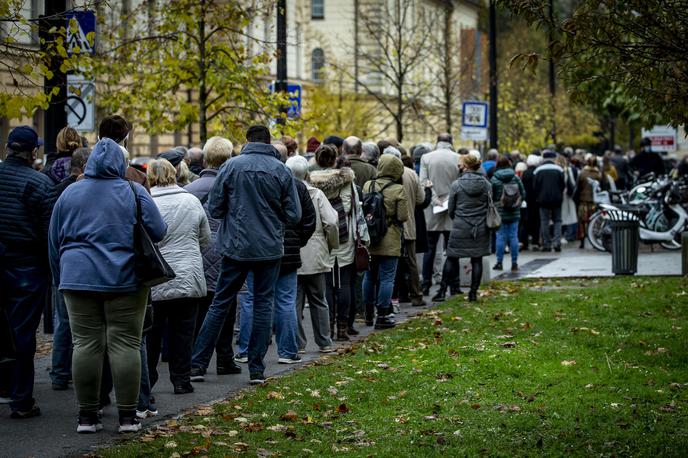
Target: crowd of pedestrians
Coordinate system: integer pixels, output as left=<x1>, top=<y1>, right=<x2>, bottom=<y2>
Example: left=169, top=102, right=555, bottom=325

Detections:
left=1, top=116, right=685, bottom=434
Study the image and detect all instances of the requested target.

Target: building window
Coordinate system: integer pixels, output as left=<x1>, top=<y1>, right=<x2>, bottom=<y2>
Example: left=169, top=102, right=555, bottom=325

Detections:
left=311, top=0, right=324, bottom=19
left=312, top=48, right=325, bottom=82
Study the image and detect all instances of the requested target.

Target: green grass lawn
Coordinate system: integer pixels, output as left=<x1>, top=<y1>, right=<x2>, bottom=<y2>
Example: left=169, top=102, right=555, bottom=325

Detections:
left=103, top=277, right=688, bottom=457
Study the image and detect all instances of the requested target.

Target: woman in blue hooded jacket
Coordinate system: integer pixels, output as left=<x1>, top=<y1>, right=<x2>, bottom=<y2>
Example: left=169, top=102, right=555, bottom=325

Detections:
left=49, top=138, right=166, bottom=434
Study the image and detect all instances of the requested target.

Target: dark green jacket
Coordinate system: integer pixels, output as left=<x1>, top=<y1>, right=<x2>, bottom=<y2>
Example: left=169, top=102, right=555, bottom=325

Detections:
left=491, top=168, right=525, bottom=224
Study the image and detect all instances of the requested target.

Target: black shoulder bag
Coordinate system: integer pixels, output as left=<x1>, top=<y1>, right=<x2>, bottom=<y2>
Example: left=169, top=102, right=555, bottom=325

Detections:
left=128, top=182, right=176, bottom=287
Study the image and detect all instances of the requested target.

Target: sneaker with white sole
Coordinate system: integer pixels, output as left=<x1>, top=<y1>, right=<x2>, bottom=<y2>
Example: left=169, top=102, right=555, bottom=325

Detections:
left=318, top=346, right=334, bottom=353
left=190, top=367, right=205, bottom=382
left=77, top=413, right=103, bottom=433
left=234, top=355, right=248, bottom=363
left=136, top=408, right=158, bottom=419
left=249, top=372, right=266, bottom=385
left=278, top=355, right=302, bottom=364
left=118, top=417, right=142, bottom=433
left=0, top=396, right=11, bottom=405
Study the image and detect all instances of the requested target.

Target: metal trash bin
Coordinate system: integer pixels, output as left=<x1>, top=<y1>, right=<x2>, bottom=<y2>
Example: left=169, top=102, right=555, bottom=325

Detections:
left=609, top=211, right=640, bottom=275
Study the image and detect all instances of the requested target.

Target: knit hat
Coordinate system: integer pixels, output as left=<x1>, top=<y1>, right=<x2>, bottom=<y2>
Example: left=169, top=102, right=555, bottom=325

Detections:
left=306, top=136, right=321, bottom=153
left=323, top=135, right=344, bottom=149
left=542, top=150, right=557, bottom=159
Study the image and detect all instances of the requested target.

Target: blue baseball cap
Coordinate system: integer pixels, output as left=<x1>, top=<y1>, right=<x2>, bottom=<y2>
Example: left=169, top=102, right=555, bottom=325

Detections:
left=7, top=125, right=43, bottom=152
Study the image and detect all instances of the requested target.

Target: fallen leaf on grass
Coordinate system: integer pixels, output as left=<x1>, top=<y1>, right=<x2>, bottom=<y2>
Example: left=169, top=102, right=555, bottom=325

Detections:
left=500, top=341, right=517, bottom=348
left=660, top=403, right=676, bottom=413
left=471, top=403, right=481, bottom=410
left=164, top=441, right=177, bottom=449
left=267, top=424, right=287, bottom=432
left=561, top=360, right=577, bottom=366
left=337, top=403, right=350, bottom=414
left=424, top=415, right=438, bottom=421
left=243, top=422, right=264, bottom=432
left=233, top=442, right=250, bottom=452
left=267, top=391, right=284, bottom=400
left=256, top=448, right=275, bottom=457
left=433, top=319, right=443, bottom=326
left=280, top=410, right=298, bottom=421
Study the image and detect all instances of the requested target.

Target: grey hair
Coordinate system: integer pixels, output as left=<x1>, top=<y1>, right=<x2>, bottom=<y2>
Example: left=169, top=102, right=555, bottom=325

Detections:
left=342, top=136, right=362, bottom=156
left=273, top=142, right=288, bottom=163
left=361, top=142, right=380, bottom=162
left=383, top=146, right=401, bottom=158
left=286, top=155, right=309, bottom=181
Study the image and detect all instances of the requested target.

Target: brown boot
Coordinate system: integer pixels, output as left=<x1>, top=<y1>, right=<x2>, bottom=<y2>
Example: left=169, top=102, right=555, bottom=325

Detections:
left=336, top=321, right=350, bottom=341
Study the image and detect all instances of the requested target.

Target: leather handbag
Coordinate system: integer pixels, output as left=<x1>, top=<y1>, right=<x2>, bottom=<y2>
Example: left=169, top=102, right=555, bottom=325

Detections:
left=128, top=182, right=176, bottom=287
left=486, top=186, right=502, bottom=229
left=351, top=185, right=370, bottom=271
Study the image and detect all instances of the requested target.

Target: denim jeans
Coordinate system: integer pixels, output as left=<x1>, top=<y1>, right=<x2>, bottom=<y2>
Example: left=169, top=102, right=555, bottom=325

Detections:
left=2, top=263, right=49, bottom=412
left=194, top=292, right=237, bottom=367
left=236, top=271, right=299, bottom=359
left=421, top=231, right=449, bottom=289
left=192, top=257, right=280, bottom=376
left=539, top=206, right=562, bottom=249
left=496, top=221, right=520, bottom=264
left=363, top=256, right=399, bottom=311
left=49, top=286, right=72, bottom=385
left=137, top=335, right=153, bottom=412
left=564, top=223, right=578, bottom=242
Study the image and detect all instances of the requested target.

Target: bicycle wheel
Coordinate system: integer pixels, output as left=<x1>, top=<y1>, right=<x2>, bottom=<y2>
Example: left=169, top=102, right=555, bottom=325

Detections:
left=587, top=211, right=611, bottom=252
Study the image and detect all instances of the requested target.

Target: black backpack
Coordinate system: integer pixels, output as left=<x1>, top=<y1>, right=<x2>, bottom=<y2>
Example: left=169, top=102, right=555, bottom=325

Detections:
left=362, top=180, right=394, bottom=246
left=500, top=181, right=522, bottom=210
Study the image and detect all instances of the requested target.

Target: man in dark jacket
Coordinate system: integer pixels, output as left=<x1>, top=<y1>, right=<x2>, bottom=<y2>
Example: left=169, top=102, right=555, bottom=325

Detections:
left=191, top=126, right=301, bottom=385
left=239, top=143, right=316, bottom=365
left=630, top=138, right=666, bottom=179
left=184, top=136, right=241, bottom=378
left=343, top=136, right=377, bottom=188
left=0, top=126, right=57, bottom=418
left=533, top=151, right=565, bottom=252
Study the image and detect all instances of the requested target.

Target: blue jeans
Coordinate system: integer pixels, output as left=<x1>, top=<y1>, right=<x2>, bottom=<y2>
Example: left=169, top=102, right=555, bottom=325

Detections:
left=564, top=223, right=578, bottom=242
left=49, top=287, right=72, bottom=385
left=236, top=271, right=299, bottom=359
left=496, top=221, right=520, bottom=264
left=2, top=263, right=49, bottom=412
left=192, top=257, right=280, bottom=376
left=363, top=256, right=399, bottom=311
left=137, top=335, right=153, bottom=412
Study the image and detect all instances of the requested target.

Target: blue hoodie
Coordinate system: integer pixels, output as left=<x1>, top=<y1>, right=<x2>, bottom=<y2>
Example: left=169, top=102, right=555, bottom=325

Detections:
left=49, top=138, right=167, bottom=292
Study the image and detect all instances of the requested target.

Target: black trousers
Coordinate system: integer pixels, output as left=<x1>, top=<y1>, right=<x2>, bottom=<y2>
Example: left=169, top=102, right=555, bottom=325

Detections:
left=147, top=298, right=198, bottom=387
left=326, top=261, right=355, bottom=326
left=441, top=256, right=484, bottom=292
left=194, top=292, right=237, bottom=367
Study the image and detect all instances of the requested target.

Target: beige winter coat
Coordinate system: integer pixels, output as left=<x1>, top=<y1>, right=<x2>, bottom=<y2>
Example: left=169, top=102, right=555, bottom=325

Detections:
left=419, top=143, right=460, bottom=232
left=401, top=166, right=425, bottom=240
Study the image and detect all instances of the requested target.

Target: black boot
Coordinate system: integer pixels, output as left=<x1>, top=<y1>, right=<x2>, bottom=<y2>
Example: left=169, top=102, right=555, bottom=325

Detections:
left=469, top=257, right=483, bottom=302
left=431, top=283, right=447, bottom=303
left=336, top=321, right=350, bottom=341
left=364, top=303, right=375, bottom=326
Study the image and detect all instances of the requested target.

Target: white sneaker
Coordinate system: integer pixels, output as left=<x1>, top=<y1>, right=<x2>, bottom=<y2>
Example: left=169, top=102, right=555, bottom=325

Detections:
left=136, top=408, right=158, bottom=419
left=0, top=396, right=11, bottom=404
left=278, top=355, right=302, bottom=364
left=298, top=348, right=306, bottom=354
left=118, top=419, right=142, bottom=433
left=234, top=355, right=248, bottom=363
left=77, top=415, right=103, bottom=434
left=319, top=346, right=334, bottom=353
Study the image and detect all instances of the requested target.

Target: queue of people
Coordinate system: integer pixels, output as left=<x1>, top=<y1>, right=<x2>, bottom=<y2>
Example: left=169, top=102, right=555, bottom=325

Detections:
left=1, top=117, right=683, bottom=434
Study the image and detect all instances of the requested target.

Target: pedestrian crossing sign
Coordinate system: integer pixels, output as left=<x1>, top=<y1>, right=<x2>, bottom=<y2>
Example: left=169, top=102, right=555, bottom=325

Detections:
left=66, top=11, right=95, bottom=56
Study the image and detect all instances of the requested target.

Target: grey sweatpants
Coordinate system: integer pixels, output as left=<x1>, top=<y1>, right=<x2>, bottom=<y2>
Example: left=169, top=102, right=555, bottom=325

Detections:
left=63, top=288, right=148, bottom=414
left=296, top=273, right=333, bottom=350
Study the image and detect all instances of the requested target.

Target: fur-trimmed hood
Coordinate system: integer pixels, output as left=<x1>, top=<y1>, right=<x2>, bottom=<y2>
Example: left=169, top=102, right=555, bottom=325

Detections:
left=308, top=167, right=355, bottom=197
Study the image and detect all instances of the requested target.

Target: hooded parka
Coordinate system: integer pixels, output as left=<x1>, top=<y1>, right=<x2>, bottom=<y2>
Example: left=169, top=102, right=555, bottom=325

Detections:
left=446, top=171, right=491, bottom=258
left=362, top=154, right=408, bottom=257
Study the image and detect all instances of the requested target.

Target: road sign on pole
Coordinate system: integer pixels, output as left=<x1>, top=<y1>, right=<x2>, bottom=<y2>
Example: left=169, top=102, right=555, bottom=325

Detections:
left=269, top=82, right=302, bottom=118
left=66, top=75, right=95, bottom=132
left=461, top=101, right=489, bottom=141
left=66, top=11, right=96, bottom=55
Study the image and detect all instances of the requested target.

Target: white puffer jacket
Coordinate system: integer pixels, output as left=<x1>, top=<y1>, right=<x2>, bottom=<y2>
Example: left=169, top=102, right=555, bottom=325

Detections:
left=150, top=185, right=211, bottom=301
left=298, top=183, right=338, bottom=275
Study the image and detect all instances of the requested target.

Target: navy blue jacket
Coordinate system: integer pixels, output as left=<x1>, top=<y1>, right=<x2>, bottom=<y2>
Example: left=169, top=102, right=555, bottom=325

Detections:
left=208, top=142, right=302, bottom=261
left=533, top=161, right=565, bottom=208
left=49, top=138, right=167, bottom=292
left=185, top=168, right=222, bottom=293
left=0, top=155, right=57, bottom=265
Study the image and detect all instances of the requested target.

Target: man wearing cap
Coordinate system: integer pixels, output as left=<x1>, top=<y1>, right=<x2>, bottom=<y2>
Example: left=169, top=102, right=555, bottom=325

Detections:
left=0, top=125, right=57, bottom=418
left=533, top=150, right=566, bottom=252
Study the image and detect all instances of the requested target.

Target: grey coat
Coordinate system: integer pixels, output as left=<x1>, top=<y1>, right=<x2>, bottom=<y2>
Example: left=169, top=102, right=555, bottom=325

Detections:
left=419, top=142, right=460, bottom=232
left=446, top=172, right=491, bottom=259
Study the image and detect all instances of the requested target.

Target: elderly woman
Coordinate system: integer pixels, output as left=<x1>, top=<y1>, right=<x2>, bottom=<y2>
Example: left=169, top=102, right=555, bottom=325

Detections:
left=44, top=126, right=81, bottom=184
left=433, top=154, right=491, bottom=302
left=146, top=159, right=210, bottom=395
left=49, top=138, right=166, bottom=433
left=286, top=156, right=338, bottom=353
